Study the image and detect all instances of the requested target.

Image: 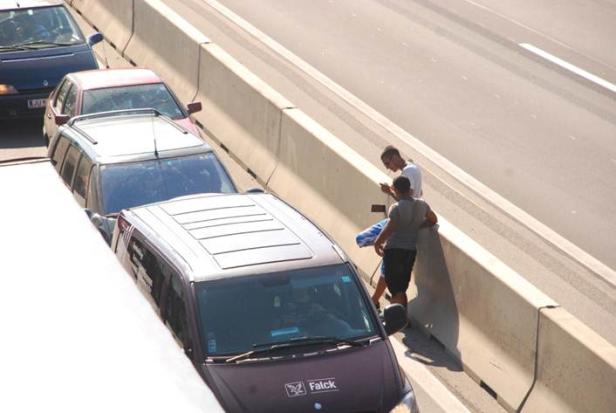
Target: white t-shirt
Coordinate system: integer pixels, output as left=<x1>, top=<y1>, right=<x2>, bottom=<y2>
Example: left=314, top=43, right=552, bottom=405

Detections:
left=402, top=162, right=422, bottom=198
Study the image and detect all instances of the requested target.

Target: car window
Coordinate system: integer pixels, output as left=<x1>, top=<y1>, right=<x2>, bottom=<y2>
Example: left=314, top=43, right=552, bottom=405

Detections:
left=60, top=145, right=80, bottom=186
left=127, top=237, right=166, bottom=310
left=86, top=167, right=98, bottom=210
left=165, top=275, right=190, bottom=349
left=0, top=6, right=85, bottom=48
left=99, top=153, right=236, bottom=214
left=195, top=265, right=377, bottom=355
left=51, top=135, right=70, bottom=172
left=63, top=85, right=78, bottom=117
left=54, top=80, right=72, bottom=113
left=73, top=154, right=93, bottom=205
left=82, top=83, right=184, bottom=119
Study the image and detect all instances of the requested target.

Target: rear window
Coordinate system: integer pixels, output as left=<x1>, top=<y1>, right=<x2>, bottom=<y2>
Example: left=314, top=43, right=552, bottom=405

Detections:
left=99, top=153, right=236, bottom=214
left=0, top=6, right=84, bottom=48
left=82, top=84, right=184, bottom=119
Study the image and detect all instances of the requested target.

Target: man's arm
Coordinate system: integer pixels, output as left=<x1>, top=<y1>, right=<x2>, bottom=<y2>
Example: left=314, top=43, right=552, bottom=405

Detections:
left=419, top=207, right=438, bottom=229
left=374, top=218, right=396, bottom=256
left=380, top=183, right=399, bottom=201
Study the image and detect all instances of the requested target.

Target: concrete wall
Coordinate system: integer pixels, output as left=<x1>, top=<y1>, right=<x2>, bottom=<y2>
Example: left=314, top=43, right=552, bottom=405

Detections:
left=193, top=44, right=293, bottom=183
left=71, top=0, right=134, bottom=51
left=411, top=219, right=557, bottom=411
left=522, top=307, right=616, bottom=412
left=124, top=0, right=210, bottom=103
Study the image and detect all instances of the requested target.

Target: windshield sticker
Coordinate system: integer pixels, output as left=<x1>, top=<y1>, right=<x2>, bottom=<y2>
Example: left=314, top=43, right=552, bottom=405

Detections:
left=271, top=326, right=300, bottom=337
left=207, top=333, right=217, bottom=353
left=285, top=381, right=307, bottom=398
left=341, top=275, right=352, bottom=283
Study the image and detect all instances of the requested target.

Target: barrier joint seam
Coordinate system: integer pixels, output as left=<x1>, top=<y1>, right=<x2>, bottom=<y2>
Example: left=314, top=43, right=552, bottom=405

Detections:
left=517, top=304, right=560, bottom=412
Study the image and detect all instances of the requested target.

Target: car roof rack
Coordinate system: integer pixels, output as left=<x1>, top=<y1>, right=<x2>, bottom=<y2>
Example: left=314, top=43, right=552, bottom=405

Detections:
left=67, top=108, right=189, bottom=135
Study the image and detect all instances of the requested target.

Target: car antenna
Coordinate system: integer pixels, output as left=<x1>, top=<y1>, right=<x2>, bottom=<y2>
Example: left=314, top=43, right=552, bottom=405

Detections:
left=150, top=113, right=159, bottom=158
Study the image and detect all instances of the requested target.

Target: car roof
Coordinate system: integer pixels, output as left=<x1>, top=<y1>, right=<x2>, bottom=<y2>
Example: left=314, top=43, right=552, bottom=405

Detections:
left=69, top=68, right=163, bottom=91
left=0, top=0, right=63, bottom=10
left=124, top=193, right=346, bottom=282
left=62, top=113, right=211, bottom=163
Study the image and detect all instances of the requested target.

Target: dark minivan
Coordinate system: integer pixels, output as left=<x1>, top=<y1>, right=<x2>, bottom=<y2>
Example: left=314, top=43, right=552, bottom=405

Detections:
left=111, top=192, right=419, bottom=413
left=0, top=0, right=101, bottom=118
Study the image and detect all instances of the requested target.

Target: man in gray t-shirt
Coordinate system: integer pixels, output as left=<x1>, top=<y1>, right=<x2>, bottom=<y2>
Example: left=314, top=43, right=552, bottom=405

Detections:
left=374, top=176, right=437, bottom=307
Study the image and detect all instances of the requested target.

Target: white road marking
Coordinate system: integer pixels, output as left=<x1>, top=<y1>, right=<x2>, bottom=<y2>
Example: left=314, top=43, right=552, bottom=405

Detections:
left=520, top=43, right=616, bottom=94
left=389, top=337, right=472, bottom=413
left=200, top=0, right=616, bottom=287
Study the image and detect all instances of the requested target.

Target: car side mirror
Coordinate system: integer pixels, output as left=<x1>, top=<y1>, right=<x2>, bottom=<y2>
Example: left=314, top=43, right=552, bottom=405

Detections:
left=55, top=114, right=69, bottom=126
left=87, top=32, right=104, bottom=46
left=383, top=304, right=408, bottom=335
left=186, top=101, right=202, bottom=114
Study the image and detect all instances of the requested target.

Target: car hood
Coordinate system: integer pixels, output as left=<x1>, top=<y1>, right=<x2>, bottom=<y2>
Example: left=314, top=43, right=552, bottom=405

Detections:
left=0, top=44, right=97, bottom=91
left=204, top=340, right=402, bottom=413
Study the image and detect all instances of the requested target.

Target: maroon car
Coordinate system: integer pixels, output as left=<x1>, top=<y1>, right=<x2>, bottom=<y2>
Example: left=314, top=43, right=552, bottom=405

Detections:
left=43, top=68, right=202, bottom=143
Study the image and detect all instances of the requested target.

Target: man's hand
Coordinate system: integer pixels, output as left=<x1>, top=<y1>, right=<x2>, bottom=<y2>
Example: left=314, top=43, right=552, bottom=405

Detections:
left=374, top=241, right=385, bottom=257
left=380, top=182, right=392, bottom=195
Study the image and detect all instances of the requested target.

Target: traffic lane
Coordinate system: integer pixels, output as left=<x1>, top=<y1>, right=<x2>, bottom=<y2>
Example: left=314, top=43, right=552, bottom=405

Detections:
left=197, top=0, right=616, bottom=268
left=440, top=0, right=616, bottom=72
left=0, top=119, right=47, bottom=162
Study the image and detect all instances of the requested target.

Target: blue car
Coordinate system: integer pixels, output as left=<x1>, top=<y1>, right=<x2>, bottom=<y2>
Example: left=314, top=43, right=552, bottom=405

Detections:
left=0, top=1, right=102, bottom=119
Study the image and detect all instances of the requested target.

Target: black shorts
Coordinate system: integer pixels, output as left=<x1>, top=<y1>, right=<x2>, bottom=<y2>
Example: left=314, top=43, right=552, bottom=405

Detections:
left=383, top=248, right=417, bottom=295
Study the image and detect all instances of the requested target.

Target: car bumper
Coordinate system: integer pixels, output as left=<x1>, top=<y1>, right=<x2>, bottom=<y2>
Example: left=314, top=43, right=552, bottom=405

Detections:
left=0, top=92, right=50, bottom=119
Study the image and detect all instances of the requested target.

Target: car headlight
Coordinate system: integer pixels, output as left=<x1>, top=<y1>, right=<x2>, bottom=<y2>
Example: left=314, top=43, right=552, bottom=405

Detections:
left=0, top=84, right=18, bottom=95
left=390, top=378, right=419, bottom=413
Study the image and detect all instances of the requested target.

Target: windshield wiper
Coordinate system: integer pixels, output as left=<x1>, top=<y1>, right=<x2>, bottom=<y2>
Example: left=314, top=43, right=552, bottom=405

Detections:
left=14, top=40, right=77, bottom=48
left=0, top=44, right=32, bottom=51
left=226, top=336, right=366, bottom=364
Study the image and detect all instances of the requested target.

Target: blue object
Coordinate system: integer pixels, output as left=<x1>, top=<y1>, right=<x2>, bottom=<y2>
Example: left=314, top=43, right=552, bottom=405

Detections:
left=355, top=219, right=388, bottom=247
left=271, top=327, right=300, bottom=337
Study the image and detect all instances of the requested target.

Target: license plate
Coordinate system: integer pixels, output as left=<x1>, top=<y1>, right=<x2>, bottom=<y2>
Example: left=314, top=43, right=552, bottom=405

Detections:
left=27, top=98, right=47, bottom=109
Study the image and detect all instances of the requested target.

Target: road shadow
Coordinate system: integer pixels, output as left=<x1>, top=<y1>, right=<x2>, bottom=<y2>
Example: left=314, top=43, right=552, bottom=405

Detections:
left=407, top=226, right=462, bottom=361
left=0, top=119, right=46, bottom=162
left=0, top=119, right=45, bottom=149
left=394, top=325, right=463, bottom=372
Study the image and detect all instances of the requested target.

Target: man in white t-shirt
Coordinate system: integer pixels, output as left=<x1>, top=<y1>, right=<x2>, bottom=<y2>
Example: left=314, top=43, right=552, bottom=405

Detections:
left=380, top=145, right=422, bottom=199
left=370, top=145, right=424, bottom=308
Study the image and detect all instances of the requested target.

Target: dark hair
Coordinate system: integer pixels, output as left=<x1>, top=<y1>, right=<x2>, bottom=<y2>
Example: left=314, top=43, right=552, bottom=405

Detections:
left=381, top=145, right=400, bottom=160
left=393, top=176, right=411, bottom=193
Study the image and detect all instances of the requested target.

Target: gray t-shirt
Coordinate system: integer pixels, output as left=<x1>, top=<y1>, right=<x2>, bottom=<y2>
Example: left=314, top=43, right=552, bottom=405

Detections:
left=385, top=197, right=429, bottom=250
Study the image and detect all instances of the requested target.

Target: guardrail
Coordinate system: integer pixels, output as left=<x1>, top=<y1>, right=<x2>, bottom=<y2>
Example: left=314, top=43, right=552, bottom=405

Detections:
left=71, top=2, right=616, bottom=411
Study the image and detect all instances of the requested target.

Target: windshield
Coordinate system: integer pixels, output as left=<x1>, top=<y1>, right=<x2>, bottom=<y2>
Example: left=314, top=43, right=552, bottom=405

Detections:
left=82, top=84, right=185, bottom=119
left=195, top=265, right=378, bottom=356
left=100, top=153, right=236, bottom=214
left=0, top=6, right=84, bottom=48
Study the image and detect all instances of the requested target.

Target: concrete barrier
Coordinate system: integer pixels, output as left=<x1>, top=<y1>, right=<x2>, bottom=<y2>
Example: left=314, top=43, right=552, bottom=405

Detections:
left=409, top=222, right=557, bottom=412
left=267, top=108, right=390, bottom=279
left=193, top=43, right=293, bottom=183
left=71, top=0, right=133, bottom=51
left=124, top=0, right=210, bottom=103
left=522, top=307, right=616, bottom=413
